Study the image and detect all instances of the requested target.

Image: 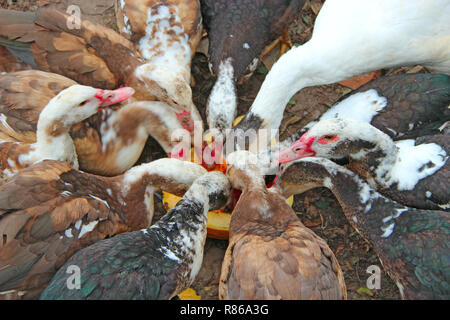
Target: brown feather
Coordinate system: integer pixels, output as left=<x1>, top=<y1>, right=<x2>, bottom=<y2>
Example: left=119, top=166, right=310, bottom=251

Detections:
left=0, top=70, right=76, bottom=143
left=0, top=158, right=205, bottom=299
left=220, top=163, right=346, bottom=300
left=0, top=7, right=154, bottom=101
left=0, top=45, right=31, bottom=73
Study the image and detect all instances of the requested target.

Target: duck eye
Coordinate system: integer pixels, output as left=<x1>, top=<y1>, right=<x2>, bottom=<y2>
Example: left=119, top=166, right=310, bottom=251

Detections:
left=323, top=135, right=336, bottom=140
left=79, top=100, right=89, bottom=107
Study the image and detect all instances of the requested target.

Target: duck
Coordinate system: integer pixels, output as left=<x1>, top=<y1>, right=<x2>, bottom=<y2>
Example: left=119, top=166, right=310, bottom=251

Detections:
left=200, top=0, right=306, bottom=133
left=278, top=118, right=449, bottom=212
left=0, top=7, right=199, bottom=133
left=297, top=73, right=450, bottom=141
left=39, top=171, right=230, bottom=300
left=264, top=72, right=450, bottom=163
left=0, top=84, right=134, bottom=181
left=219, top=150, right=346, bottom=300
left=276, top=157, right=450, bottom=299
left=0, top=70, right=187, bottom=176
left=259, top=72, right=450, bottom=172
left=233, top=0, right=450, bottom=144
left=0, top=157, right=208, bottom=299
left=115, top=0, right=204, bottom=133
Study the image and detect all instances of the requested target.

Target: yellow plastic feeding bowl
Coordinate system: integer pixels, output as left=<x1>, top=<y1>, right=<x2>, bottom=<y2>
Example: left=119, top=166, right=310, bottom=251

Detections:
left=162, top=116, right=293, bottom=240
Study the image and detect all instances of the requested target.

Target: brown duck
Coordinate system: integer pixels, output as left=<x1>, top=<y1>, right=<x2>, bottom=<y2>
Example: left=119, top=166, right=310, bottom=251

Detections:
left=219, top=150, right=346, bottom=300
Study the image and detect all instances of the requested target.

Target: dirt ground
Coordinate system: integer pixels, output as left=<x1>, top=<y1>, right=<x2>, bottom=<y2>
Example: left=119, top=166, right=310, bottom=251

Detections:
left=1, top=0, right=413, bottom=300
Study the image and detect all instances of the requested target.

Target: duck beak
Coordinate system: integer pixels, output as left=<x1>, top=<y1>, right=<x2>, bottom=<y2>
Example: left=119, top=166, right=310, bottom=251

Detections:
left=278, top=141, right=315, bottom=163
left=96, top=87, right=135, bottom=108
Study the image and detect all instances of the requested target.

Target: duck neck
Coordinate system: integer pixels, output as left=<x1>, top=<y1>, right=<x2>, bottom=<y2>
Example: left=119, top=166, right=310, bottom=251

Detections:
left=111, top=102, right=180, bottom=152
left=183, top=185, right=210, bottom=216
left=137, top=103, right=184, bottom=153
left=117, top=162, right=199, bottom=227
left=232, top=169, right=266, bottom=192
left=347, top=127, right=399, bottom=188
left=34, top=112, right=78, bottom=168
left=207, top=58, right=237, bottom=132
left=146, top=183, right=209, bottom=285
left=325, top=168, right=409, bottom=246
left=115, top=174, right=156, bottom=229
left=230, top=173, right=289, bottom=236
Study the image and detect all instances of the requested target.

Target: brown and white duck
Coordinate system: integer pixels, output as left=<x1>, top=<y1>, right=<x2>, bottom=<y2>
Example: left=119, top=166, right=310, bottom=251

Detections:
left=200, top=0, right=306, bottom=133
left=278, top=118, right=449, bottom=211
left=277, top=157, right=450, bottom=299
left=115, top=0, right=204, bottom=133
left=39, top=171, right=230, bottom=300
left=0, top=70, right=186, bottom=176
left=0, top=84, right=134, bottom=181
left=219, top=150, right=346, bottom=300
left=0, top=157, right=208, bottom=299
left=0, top=6, right=199, bottom=133
left=115, top=0, right=203, bottom=133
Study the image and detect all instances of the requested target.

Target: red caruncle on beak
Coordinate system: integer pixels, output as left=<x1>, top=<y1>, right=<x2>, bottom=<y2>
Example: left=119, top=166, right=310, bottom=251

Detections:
left=95, top=87, right=135, bottom=109
left=277, top=133, right=316, bottom=163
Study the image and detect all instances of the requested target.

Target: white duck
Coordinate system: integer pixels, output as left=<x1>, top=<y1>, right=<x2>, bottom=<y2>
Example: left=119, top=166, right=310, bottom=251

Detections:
left=234, top=0, right=450, bottom=140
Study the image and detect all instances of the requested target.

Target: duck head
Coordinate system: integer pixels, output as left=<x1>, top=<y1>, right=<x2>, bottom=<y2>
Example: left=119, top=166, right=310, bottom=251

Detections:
left=278, top=118, right=384, bottom=163
left=135, top=64, right=197, bottom=133
left=40, top=85, right=135, bottom=130
left=226, top=150, right=266, bottom=190
left=187, top=171, right=232, bottom=211
left=276, top=157, right=339, bottom=197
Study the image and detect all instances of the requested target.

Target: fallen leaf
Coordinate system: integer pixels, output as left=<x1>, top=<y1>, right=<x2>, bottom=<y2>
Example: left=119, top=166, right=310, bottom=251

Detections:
left=335, top=245, right=345, bottom=255
left=345, top=261, right=354, bottom=271
left=280, top=115, right=303, bottom=135
left=178, top=288, right=201, bottom=300
left=406, top=65, right=426, bottom=74
left=357, top=287, right=374, bottom=297
left=195, top=37, right=209, bottom=57
left=338, top=70, right=382, bottom=90
left=303, top=218, right=322, bottom=227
